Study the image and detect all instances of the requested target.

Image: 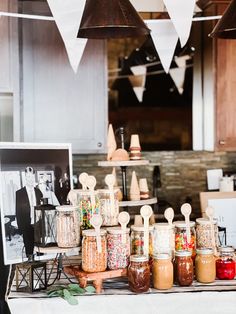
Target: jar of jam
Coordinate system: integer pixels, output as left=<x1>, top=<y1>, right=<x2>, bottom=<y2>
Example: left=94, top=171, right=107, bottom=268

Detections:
left=107, top=227, right=130, bottom=270
left=97, top=189, right=120, bottom=226
left=153, top=223, right=175, bottom=257
left=131, top=225, right=154, bottom=257
left=195, top=248, right=216, bottom=283
left=128, top=255, right=150, bottom=293
left=196, top=218, right=218, bottom=250
left=77, top=190, right=100, bottom=229
left=174, top=221, right=196, bottom=258
left=152, top=254, right=173, bottom=290
left=82, top=229, right=107, bottom=272
left=216, top=246, right=236, bottom=280
left=174, top=250, right=193, bottom=286
left=56, top=205, right=80, bottom=248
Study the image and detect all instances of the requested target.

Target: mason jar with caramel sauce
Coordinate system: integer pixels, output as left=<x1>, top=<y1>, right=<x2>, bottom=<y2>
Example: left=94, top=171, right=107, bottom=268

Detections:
left=195, top=248, right=216, bottom=283
left=174, top=250, right=193, bottom=286
left=152, top=254, right=173, bottom=290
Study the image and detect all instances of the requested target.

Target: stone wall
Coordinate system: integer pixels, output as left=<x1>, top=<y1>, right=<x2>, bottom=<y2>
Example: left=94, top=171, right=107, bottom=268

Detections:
left=73, top=151, right=236, bottom=218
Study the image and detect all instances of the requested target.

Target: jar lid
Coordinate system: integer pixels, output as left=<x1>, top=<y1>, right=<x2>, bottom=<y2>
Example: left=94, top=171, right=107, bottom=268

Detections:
left=106, top=226, right=130, bottom=234
left=153, top=253, right=171, bottom=260
left=97, top=188, right=120, bottom=194
left=130, top=254, right=149, bottom=262
left=154, top=223, right=173, bottom=230
left=77, top=190, right=98, bottom=196
left=174, top=221, right=195, bottom=228
left=131, top=225, right=154, bottom=232
left=56, top=205, right=78, bottom=212
left=196, top=248, right=214, bottom=255
left=219, top=246, right=235, bottom=253
left=196, top=218, right=217, bottom=225
left=175, top=250, right=192, bottom=257
left=82, top=229, right=107, bottom=236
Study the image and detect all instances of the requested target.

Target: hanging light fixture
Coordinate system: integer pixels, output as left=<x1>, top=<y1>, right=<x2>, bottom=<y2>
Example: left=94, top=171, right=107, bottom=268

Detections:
left=210, top=0, right=236, bottom=39
left=77, top=0, right=150, bottom=39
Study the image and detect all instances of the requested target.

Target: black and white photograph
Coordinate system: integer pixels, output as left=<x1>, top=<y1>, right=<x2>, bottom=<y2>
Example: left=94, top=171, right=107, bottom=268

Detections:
left=0, top=143, right=72, bottom=265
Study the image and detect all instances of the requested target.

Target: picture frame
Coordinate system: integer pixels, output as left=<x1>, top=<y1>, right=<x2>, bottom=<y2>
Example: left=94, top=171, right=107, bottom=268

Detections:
left=200, top=191, right=236, bottom=248
left=0, top=142, right=73, bottom=265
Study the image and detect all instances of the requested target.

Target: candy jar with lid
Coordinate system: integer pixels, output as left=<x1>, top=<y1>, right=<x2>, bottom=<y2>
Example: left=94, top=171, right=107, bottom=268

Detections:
left=196, top=218, right=218, bottom=250
left=77, top=190, right=100, bottom=229
left=128, top=255, right=150, bottom=293
left=131, top=225, right=154, bottom=258
left=174, top=221, right=196, bottom=258
left=195, top=248, right=216, bottom=283
left=152, top=253, right=173, bottom=290
left=97, top=189, right=119, bottom=226
left=153, top=223, right=175, bottom=257
left=216, top=246, right=236, bottom=280
left=174, top=250, right=193, bottom=286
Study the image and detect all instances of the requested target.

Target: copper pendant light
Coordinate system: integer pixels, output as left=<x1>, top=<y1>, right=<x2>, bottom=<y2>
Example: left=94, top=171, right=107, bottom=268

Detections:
left=77, top=0, right=150, bottom=39
left=210, top=0, right=236, bottom=39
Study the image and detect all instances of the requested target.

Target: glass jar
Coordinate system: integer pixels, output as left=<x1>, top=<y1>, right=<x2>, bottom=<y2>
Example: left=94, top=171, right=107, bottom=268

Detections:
left=174, top=250, right=193, bottom=286
left=174, top=221, right=196, bottom=257
left=195, top=248, right=216, bottom=283
left=107, top=227, right=130, bottom=270
left=153, top=223, right=175, bottom=257
left=82, top=229, right=107, bottom=273
left=128, top=255, right=150, bottom=293
left=216, top=246, right=236, bottom=280
left=196, top=218, right=218, bottom=250
left=77, top=190, right=100, bottom=229
left=152, top=254, right=173, bottom=290
left=56, top=205, right=80, bottom=248
left=131, top=225, right=154, bottom=257
left=97, top=189, right=119, bottom=226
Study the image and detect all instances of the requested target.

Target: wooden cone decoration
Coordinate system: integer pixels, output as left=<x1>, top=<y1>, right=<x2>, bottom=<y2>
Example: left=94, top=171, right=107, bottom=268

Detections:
left=107, top=124, right=117, bottom=161
left=130, top=171, right=140, bottom=201
left=129, top=134, right=141, bottom=160
left=139, top=178, right=149, bottom=200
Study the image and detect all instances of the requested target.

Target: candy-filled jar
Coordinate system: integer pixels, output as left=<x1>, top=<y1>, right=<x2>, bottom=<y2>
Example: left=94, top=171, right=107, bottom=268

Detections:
left=97, top=189, right=119, bottom=226
left=77, top=190, right=100, bottom=229
left=174, top=221, right=196, bottom=257
left=196, top=218, right=218, bottom=250
left=131, top=225, right=154, bottom=257
left=82, top=229, right=107, bottom=272
left=152, top=254, right=173, bottom=290
left=56, top=205, right=80, bottom=248
left=153, top=223, right=175, bottom=257
left=216, top=246, right=236, bottom=280
left=174, top=250, right=193, bottom=286
left=195, top=248, right=216, bottom=283
left=107, top=227, right=130, bottom=270
left=128, top=255, right=150, bottom=293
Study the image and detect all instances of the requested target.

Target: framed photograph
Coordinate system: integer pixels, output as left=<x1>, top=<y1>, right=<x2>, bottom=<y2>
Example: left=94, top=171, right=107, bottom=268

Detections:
left=0, top=143, right=73, bottom=265
left=200, top=191, right=236, bottom=248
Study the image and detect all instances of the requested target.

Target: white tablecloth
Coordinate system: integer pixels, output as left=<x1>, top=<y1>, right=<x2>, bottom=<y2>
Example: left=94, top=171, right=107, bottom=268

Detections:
left=9, top=291, right=236, bottom=314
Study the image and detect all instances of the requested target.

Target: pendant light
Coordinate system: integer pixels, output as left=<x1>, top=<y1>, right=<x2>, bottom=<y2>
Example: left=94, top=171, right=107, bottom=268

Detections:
left=77, top=0, right=150, bottom=39
left=210, top=0, right=236, bottom=39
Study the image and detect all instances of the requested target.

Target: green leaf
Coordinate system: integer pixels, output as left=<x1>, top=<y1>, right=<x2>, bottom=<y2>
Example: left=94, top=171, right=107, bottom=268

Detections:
left=63, top=289, right=72, bottom=300
left=84, top=286, right=96, bottom=293
left=68, top=284, right=85, bottom=294
left=47, top=291, right=60, bottom=298
left=64, top=295, right=78, bottom=306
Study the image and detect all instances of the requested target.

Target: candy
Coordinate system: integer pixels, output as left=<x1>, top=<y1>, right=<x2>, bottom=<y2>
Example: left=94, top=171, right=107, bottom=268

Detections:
left=107, top=231, right=130, bottom=270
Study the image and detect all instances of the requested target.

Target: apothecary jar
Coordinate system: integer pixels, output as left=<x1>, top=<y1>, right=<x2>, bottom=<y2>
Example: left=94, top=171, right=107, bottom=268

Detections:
left=196, top=218, right=218, bottom=250
left=77, top=190, right=100, bottom=229
left=97, top=189, right=120, bottom=226
left=174, top=221, right=196, bottom=257
left=153, top=223, right=174, bottom=257
left=131, top=225, right=154, bottom=257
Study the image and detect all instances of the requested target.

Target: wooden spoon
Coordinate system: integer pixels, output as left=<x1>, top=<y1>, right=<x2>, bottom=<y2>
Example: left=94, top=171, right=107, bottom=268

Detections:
left=118, top=211, right=130, bottom=244
left=140, top=205, right=153, bottom=257
left=181, top=203, right=192, bottom=244
left=79, top=172, right=88, bottom=190
left=164, top=207, right=174, bottom=226
left=86, top=175, right=96, bottom=209
left=206, top=206, right=216, bottom=254
left=105, top=174, right=116, bottom=216
left=90, top=214, right=103, bottom=253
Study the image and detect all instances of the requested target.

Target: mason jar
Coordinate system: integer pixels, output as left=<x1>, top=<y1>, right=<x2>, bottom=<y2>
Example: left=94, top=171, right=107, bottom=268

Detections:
left=77, top=190, right=100, bottom=229
left=97, top=189, right=120, bottom=226
left=152, top=253, right=173, bottom=290
left=174, top=250, right=193, bottom=286
left=131, top=225, right=154, bottom=257
left=195, top=248, right=216, bottom=283
left=82, top=229, right=107, bottom=273
left=107, top=227, right=130, bottom=270
left=153, top=223, right=175, bottom=257
left=174, top=221, right=196, bottom=258
left=196, top=218, right=218, bottom=250
left=216, top=246, right=236, bottom=280
left=128, top=255, right=150, bottom=293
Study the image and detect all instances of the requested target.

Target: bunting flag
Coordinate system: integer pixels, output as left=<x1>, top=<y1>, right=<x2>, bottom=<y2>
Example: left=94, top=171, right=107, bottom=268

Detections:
left=163, top=0, right=196, bottom=47
left=133, top=87, right=146, bottom=102
left=47, top=0, right=87, bottom=73
left=146, top=20, right=178, bottom=73
left=169, top=67, right=186, bottom=94
left=174, top=55, right=191, bottom=68
left=130, top=65, right=147, bottom=87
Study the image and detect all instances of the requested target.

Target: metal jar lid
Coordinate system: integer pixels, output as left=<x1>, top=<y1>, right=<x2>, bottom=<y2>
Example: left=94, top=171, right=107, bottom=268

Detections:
left=154, top=223, right=173, bottom=230
left=130, top=254, right=149, bottom=262
left=196, top=218, right=217, bottom=225
left=175, top=250, right=192, bottom=257
left=153, top=253, right=172, bottom=260
left=219, top=246, right=235, bottom=253
left=82, top=229, right=107, bottom=237
left=174, top=221, right=195, bottom=228
left=106, top=226, right=130, bottom=234
left=196, top=248, right=214, bottom=255
left=131, top=225, right=154, bottom=232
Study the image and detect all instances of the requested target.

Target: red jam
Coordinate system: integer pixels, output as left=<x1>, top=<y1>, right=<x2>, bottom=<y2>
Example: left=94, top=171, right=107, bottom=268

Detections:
left=216, top=258, right=235, bottom=280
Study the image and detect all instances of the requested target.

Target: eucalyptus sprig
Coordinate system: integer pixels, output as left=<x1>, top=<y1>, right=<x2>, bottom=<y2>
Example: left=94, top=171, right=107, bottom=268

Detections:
left=47, top=284, right=96, bottom=305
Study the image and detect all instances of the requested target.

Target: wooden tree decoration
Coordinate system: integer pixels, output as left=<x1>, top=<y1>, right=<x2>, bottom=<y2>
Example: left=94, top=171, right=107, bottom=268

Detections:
left=107, top=124, right=117, bottom=161
left=130, top=171, right=140, bottom=201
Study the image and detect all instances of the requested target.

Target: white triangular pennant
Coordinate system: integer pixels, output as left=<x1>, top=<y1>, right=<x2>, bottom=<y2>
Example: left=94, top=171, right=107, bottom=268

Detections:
left=163, top=0, right=196, bottom=47
left=133, top=87, right=145, bottom=102
left=146, top=20, right=178, bottom=73
left=169, top=67, right=186, bottom=94
left=130, top=65, right=147, bottom=87
left=174, top=55, right=191, bottom=68
left=47, top=0, right=87, bottom=73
